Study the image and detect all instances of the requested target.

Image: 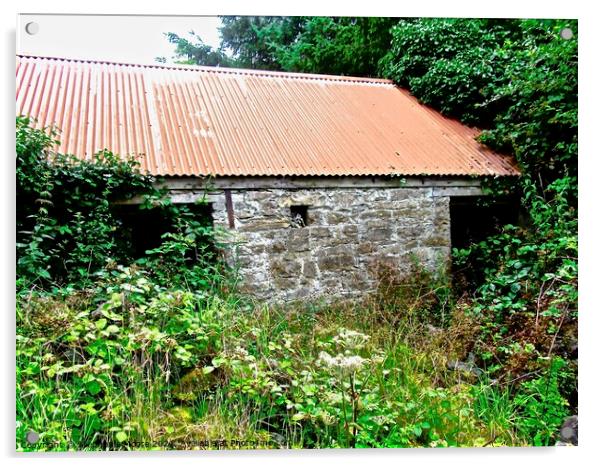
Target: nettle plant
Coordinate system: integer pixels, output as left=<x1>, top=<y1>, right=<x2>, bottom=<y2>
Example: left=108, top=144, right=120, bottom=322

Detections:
left=17, top=270, right=232, bottom=450
left=213, top=326, right=384, bottom=447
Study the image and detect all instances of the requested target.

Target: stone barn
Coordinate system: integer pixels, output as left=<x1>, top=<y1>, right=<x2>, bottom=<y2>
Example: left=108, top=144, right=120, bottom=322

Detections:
left=16, top=55, right=520, bottom=301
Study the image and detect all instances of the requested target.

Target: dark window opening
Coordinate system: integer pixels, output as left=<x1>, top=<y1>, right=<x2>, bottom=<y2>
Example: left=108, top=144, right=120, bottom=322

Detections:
left=114, top=202, right=213, bottom=258
left=290, top=205, right=309, bottom=228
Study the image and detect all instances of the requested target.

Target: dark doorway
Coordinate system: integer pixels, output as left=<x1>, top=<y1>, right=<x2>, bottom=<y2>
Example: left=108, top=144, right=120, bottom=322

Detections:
left=450, top=196, right=520, bottom=288
left=450, top=196, right=519, bottom=250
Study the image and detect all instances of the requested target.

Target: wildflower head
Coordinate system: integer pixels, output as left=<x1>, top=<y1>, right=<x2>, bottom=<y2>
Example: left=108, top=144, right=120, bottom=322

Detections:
left=317, top=351, right=366, bottom=374
left=333, top=328, right=370, bottom=351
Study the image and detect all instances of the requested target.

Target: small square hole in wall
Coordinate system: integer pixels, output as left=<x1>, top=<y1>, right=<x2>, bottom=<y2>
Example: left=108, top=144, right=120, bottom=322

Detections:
left=290, top=205, right=309, bottom=228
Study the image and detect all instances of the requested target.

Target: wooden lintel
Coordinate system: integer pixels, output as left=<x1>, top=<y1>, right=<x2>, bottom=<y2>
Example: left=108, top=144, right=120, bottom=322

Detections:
left=115, top=176, right=487, bottom=205
left=158, top=175, right=484, bottom=191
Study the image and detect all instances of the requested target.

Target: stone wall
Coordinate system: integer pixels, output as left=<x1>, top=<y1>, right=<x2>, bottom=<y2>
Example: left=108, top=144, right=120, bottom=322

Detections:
left=210, top=187, right=451, bottom=302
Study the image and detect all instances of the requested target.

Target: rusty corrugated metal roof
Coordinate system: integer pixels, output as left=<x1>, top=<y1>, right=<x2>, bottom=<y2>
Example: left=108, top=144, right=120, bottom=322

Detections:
left=16, top=55, right=520, bottom=177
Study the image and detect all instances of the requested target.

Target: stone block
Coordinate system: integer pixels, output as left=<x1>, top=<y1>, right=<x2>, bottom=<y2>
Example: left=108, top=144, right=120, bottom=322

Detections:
left=397, top=224, right=424, bottom=240
left=318, top=253, right=356, bottom=271
left=286, top=228, right=310, bottom=252
left=267, top=239, right=287, bottom=254
left=301, top=261, right=318, bottom=279
left=358, top=209, right=392, bottom=221
left=358, top=242, right=376, bottom=254
left=361, top=227, right=393, bottom=242
left=322, top=244, right=355, bottom=256
left=335, top=224, right=358, bottom=243
left=310, top=226, right=333, bottom=240
left=285, top=286, right=313, bottom=301
left=245, top=190, right=273, bottom=202
left=270, top=257, right=302, bottom=277
left=237, top=243, right=266, bottom=256
left=390, top=206, right=421, bottom=219
left=329, top=191, right=356, bottom=206
left=273, top=275, right=299, bottom=289
left=326, top=211, right=349, bottom=224
left=422, top=233, right=450, bottom=248
left=362, top=218, right=390, bottom=229
left=238, top=218, right=290, bottom=232
left=389, top=189, right=414, bottom=201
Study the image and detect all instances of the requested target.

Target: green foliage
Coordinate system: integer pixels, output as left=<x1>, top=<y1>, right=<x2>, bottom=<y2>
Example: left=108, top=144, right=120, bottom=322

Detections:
left=514, top=357, right=570, bottom=445
left=16, top=117, right=155, bottom=287
left=478, top=21, right=578, bottom=183
left=166, top=16, right=397, bottom=77
left=212, top=322, right=480, bottom=448
left=159, top=32, right=233, bottom=67
left=382, top=19, right=577, bottom=182
left=135, top=203, right=225, bottom=291
left=269, top=17, right=398, bottom=76
left=471, top=383, right=520, bottom=444
left=16, top=282, right=233, bottom=450
left=381, top=18, right=577, bottom=409
left=16, top=117, right=222, bottom=292
left=452, top=165, right=577, bottom=402
left=15, top=118, right=234, bottom=450
left=219, top=16, right=304, bottom=70
left=382, top=19, right=518, bottom=124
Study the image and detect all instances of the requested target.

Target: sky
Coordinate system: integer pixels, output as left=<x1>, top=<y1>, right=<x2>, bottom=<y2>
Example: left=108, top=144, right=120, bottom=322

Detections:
left=17, top=14, right=222, bottom=65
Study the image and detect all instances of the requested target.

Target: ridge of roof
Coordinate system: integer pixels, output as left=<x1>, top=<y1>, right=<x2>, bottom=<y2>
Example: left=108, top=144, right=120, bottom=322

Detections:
left=16, top=54, right=395, bottom=85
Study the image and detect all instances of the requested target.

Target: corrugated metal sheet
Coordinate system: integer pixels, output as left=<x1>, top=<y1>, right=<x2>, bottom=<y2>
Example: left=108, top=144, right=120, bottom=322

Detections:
left=16, top=55, right=520, bottom=177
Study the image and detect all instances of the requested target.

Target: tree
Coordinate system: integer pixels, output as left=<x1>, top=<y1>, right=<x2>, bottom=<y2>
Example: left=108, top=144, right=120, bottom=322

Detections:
left=159, top=31, right=233, bottom=67
left=219, top=16, right=304, bottom=70
left=380, top=18, right=577, bottom=189
left=165, top=16, right=397, bottom=77
left=268, top=16, right=397, bottom=76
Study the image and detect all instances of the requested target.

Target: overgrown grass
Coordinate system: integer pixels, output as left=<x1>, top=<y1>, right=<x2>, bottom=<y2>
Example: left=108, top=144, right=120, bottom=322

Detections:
left=17, top=264, right=546, bottom=451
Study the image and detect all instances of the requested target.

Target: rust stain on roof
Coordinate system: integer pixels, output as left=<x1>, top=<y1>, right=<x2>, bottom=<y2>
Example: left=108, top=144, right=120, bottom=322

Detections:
left=16, top=55, right=520, bottom=177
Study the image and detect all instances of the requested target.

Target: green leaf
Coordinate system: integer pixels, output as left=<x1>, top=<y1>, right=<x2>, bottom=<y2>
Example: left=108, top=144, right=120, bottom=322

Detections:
left=95, top=318, right=107, bottom=330
left=115, top=431, right=127, bottom=443
left=211, top=356, right=226, bottom=367
left=86, top=380, right=102, bottom=396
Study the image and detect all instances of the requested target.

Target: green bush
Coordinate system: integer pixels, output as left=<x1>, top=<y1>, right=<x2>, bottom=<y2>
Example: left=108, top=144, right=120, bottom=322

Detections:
left=381, top=19, right=577, bottom=410
left=16, top=116, right=154, bottom=287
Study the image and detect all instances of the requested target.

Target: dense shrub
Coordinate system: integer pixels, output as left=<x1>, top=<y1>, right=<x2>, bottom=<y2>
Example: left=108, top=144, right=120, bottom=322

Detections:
left=16, top=116, right=223, bottom=292
left=17, top=270, right=532, bottom=450
left=16, top=119, right=233, bottom=450
left=381, top=19, right=578, bottom=424
left=17, top=116, right=154, bottom=287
